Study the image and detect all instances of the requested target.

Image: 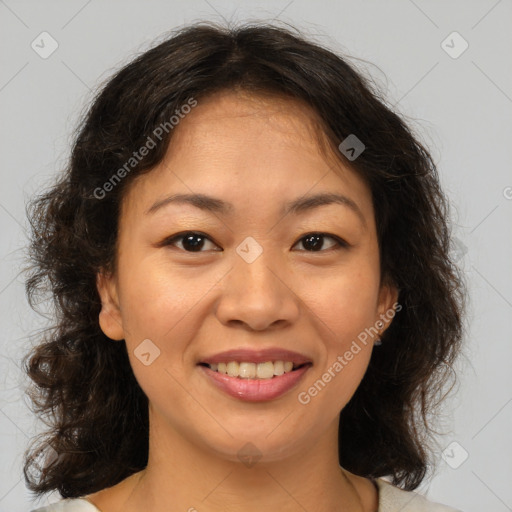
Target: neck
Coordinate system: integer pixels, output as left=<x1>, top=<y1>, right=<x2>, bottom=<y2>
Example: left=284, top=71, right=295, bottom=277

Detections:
left=115, top=415, right=367, bottom=512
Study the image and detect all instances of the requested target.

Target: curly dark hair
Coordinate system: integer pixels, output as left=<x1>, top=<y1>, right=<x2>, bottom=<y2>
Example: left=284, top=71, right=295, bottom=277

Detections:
left=23, top=21, right=466, bottom=499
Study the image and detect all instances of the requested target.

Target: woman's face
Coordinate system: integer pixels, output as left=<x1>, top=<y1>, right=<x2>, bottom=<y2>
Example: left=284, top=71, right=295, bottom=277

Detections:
left=97, top=90, right=397, bottom=464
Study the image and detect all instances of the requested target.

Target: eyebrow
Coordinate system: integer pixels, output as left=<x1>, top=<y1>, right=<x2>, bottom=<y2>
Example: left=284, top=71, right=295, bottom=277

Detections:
left=146, top=192, right=366, bottom=227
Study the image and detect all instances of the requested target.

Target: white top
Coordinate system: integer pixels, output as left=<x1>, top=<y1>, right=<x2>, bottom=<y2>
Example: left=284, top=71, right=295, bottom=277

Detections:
left=31, top=478, right=462, bottom=512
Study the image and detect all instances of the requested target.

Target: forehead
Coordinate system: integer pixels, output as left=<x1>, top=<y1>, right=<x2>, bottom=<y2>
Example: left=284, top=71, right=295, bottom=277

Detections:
left=174, top=90, right=329, bottom=148
left=121, top=90, right=372, bottom=219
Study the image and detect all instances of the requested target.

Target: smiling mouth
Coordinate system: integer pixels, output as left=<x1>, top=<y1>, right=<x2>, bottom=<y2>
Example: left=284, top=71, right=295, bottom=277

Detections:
left=198, top=361, right=311, bottom=380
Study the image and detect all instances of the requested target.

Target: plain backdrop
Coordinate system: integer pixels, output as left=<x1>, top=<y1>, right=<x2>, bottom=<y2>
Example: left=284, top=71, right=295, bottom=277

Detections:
left=1, top=1, right=511, bottom=511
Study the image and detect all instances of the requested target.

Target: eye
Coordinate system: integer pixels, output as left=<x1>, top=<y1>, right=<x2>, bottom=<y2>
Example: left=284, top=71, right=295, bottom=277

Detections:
left=292, top=232, right=348, bottom=252
left=160, top=231, right=348, bottom=253
left=161, top=231, right=221, bottom=252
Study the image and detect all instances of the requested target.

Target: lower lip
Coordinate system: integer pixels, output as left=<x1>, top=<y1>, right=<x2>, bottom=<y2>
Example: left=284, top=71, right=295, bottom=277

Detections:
left=199, top=364, right=311, bottom=402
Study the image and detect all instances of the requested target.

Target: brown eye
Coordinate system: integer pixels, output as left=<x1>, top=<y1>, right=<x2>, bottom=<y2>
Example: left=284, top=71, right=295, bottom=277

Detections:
left=293, top=233, right=347, bottom=252
left=163, top=232, right=221, bottom=252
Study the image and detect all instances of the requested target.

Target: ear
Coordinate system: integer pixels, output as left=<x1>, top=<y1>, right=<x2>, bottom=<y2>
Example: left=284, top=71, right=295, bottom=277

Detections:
left=96, top=270, right=125, bottom=341
left=375, top=279, right=400, bottom=335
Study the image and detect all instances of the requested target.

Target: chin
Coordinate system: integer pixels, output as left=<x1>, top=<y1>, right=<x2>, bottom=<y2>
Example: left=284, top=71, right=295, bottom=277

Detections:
left=188, top=419, right=315, bottom=467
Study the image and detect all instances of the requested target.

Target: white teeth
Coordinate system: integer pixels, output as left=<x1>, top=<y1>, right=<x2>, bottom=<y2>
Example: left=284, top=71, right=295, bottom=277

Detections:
left=226, top=361, right=239, bottom=377
left=207, top=360, right=303, bottom=379
left=273, top=360, right=284, bottom=376
left=256, top=361, right=274, bottom=379
left=239, top=362, right=256, bottom=379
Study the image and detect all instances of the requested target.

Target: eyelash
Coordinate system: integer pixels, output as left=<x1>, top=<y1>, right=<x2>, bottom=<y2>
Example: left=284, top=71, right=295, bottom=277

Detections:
left=160, top=231, right=349, bottom=253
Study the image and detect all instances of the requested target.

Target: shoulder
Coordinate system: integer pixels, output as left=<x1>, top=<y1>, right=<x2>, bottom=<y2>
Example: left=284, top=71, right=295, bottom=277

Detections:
left=375, top=478, right=463, bottom=512
left=31, top=498, right=101, bottom=512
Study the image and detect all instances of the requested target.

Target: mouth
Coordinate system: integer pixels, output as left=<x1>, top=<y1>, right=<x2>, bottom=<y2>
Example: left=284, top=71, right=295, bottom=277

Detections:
left=197, top=349, right=313, bottom=402
left=198, top=360, right=311, bottom=379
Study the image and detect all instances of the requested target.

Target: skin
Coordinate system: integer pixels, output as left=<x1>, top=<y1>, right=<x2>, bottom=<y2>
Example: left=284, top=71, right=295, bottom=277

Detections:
left=93, top=90, right=398, bottom=512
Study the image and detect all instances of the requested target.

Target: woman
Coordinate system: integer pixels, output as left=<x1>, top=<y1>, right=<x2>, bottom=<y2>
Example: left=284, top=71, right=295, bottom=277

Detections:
left=24, top=22, right=465, bottom=512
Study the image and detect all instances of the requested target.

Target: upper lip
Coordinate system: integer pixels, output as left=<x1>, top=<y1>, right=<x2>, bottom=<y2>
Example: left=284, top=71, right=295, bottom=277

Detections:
left=199, top=348, right=312, bottom=366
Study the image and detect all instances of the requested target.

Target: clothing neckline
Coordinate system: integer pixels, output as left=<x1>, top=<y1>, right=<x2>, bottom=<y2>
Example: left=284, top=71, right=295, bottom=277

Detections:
left=81, top=477, right=390, bottom=512
left=75, top=498, right=101, bottom=511
left=371, top=478, right=381, bottom=512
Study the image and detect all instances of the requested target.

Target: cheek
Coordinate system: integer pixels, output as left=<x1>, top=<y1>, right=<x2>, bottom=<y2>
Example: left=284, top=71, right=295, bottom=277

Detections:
left=301, top=262, right=380, bottom=411
left=115, top=258, right=206, bottom=405
left=114, top=253, right=205, bottom=356
left=304, top=263, right=381, bottom=341
left=300, top=282, right=377, bottom=417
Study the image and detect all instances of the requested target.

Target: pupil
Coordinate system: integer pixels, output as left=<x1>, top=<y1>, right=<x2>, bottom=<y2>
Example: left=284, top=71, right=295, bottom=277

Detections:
left=304, top=234, right=323, bottom=251
left=183, top=234, right=204, bottom=251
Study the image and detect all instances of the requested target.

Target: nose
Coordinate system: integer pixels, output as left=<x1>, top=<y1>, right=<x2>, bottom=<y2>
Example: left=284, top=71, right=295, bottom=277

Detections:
left=215, top=252, right=300, bottom=332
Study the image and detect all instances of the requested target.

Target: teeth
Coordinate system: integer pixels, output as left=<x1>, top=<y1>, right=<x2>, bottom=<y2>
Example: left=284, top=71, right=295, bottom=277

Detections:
left=239, top=362, right=256, bottom=379
left=207, top=360, right=302, bottom=379
left=256, top=361, right=274, bottom=379
left=226, top=361, right=239, bottom=377
left=273, top=360, right=284, bottom=376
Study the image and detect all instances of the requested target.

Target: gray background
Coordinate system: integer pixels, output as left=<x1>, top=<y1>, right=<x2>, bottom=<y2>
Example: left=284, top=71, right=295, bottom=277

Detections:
left=1, top=1, right=511, bottom=511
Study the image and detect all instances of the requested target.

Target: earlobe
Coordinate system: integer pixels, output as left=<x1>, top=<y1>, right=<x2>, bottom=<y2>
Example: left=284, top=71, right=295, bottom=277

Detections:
left=96, top=271, right=125, bottom=341
left=376, top=281, right=400, bottom=334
